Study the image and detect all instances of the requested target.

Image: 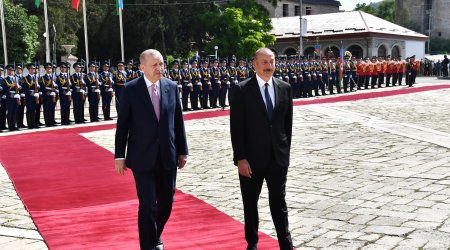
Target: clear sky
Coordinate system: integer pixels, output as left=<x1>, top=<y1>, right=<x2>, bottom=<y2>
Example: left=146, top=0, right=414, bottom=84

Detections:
left=339, top=0, right=383, bottom=11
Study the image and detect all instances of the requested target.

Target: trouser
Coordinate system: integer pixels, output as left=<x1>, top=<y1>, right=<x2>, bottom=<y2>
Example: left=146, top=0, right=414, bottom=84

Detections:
left=35, top=102, right=42, bottom=125
left=239, top=161, right=293, bottom=250
left=219, top=84, right=228, bottom=108
left=392, top=73, right=398, bottom=85
left=386, top=73, right=392, bottom=87
left=398, top=73, right=403, bottom=85
left=0, top=99, right=6, bottom=129
left=181, top=85, right=191, bottom=111
left=378, top=73, right=384, bottom=87
left=6, top=98, right=19, bottom=131
left=371, top=75, right=378, bottom=88
left=132, top=155, right=177, bottom=250
left=365, top=75, right=370, bottom=89
left=17, top=99, right=25, bottom=127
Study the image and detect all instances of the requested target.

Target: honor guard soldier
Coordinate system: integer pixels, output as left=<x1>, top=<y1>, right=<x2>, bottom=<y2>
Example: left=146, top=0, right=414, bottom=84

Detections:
left=99, top=61, right=114, bottom=120
left=392, top=57, right=399, bottom=86
left=280, top=56, right=289, bottom=82
left=370, top=56, right=378, bottom=89
left=237, top=58, right=248, bottom=82
left=320, top=57, right=329, bottom=96
left=295, top=57, right=304, bottom=98
left=364, top=57, right=371, bottom=89
left=349, top=56, right=357, bottom=92
left=180, top=60, right=192, bottom=111
left=34, top=63, right=44, bottom=127
left=113, top=61, right=127, bottom=116
left=227, top=59, right=237, bottom=105
left=0, top=65, right=6, bottom=131
left=85, top=62, right=101, bottom=122
left=200, top=60, right=211, bottom=109
left=219, top=59, right=230, bottom=109
left=163, top=60, right=169, bottom=78
left=190, top=60, right=202, bottom=110
left=356, top=57, right=365, bottom=90
left=274, top=57, right=281, bottom=79
left=23, top=63, right=40, bottom=129
left=135, top=62, right=144, bottom=78
left=2, top=64, right=21, bottom=131
left=301, top=57, right=310, bottom=97
left=343, top=52, right=351, bottom=93
left=15, top=64, right=26, bottom=128
left=170, top=60, right=181, bottom=92
left=126, top=60, right=137, bottom=81
left=286, top=57, right=297, bottom=97
left=38, top=63, right=57, bottom=127
left=385, top=55, right=393, bottom=87
left=328, top=57, right=337, bottom=94
left=408, top=55, right=420, bottom=87
left=248, top=58, right=255, bottom=78
left=50, top=62, right=60, bottom=126
left=56, top=62, right=72, bottom=125
left=210, top=59, right=221, bottom=108
left=71, top=62, right=87, bottom=124
left=377, top=56, right=385, bottom=88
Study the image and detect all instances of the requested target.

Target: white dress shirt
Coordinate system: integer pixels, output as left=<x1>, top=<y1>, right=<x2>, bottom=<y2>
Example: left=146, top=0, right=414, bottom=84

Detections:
left=143, top=75, right=160, bottom=102
left=256, top=73, right=275, bottom=108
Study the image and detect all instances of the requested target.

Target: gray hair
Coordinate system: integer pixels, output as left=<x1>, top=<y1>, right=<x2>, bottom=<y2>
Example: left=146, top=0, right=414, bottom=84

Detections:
left=139, top=49, right=163, bottom=64
left=255, top=48, right=275, bottom=59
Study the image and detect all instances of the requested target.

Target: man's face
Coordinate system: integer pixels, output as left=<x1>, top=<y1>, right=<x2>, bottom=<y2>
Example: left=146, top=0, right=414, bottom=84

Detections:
left=118, top=65, right=124, bottom=71
left=60, top=66, right=67, bottom=73
left=173, top=63, right=178, bottom=69
left=203, top=63, right=208, bottom=68
left=7, top=69, right=14, bottom=76
left=239, top=61, right=245, bottom=67
left=15, top=68, right=22, bottom=75
left=89, top=65, right=95, bottom=72
left=45, top=67, right=52, bottom=74
left=127, top=64, right=133, bottom=70
left=254, top=52, right=275, bottom=79
left=230, top=62, right=235, bottom=67
left=192, top=63, right=197, bottom=68
left=29, top=68, right=36, bottom=75
left=75, top=66, right=81, bottom=73
left=213, top=62, right=218, bottom=67
left=142, top=54, right=164, bottom=81
left=103, top=66, right=109, bottom=72
left=182, top=63, right=188, bottom=69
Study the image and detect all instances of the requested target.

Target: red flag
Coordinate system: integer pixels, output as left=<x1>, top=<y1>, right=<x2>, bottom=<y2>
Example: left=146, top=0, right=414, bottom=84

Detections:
left=72, top=0, right=81, bottom=12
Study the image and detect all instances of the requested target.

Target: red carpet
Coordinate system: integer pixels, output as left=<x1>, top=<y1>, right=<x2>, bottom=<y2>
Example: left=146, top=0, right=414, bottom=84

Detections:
left=0, top=83, right=448, bottom=249
left=0, top=130, right=278, bottom=249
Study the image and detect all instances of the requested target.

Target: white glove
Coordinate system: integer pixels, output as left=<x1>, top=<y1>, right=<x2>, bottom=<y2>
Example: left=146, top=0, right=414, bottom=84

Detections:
left=95, top=89, right=101, bottom=93
left=50, top=92, right=56, bottom=96
left=108, top=88, right=114, bottom=92
left=14, top=94, right=21, bottom=99
left=66, top=91, right=72, bottom=96
left=34, top=93, right=39, bottom=97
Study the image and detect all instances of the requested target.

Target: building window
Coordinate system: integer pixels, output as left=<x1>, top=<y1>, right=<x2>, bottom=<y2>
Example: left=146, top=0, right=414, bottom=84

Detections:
left=306, top=7, right=312, bottom=15
left=439, top=32, right=442, bottom=37
left=283, top=4, right=289, bottom=17
left=295, top=5, right=300, bottom=16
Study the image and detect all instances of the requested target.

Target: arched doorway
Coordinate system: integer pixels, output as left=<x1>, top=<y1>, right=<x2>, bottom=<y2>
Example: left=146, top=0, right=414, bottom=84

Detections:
left=269, top=48, right=278, bottom=56
left=284, top=48, right=297, bottom=56
left=377, top=45, right=387, bottom=58
left=347, top=44, right=363, bottom=59
left=304, top=47, right=315, bottom=57
left=391, top=45, right=401, bottom=58
left=325, top=46, right=340, bottom=58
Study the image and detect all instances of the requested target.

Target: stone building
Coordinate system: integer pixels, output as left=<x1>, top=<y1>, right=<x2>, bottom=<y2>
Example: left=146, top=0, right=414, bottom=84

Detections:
left=257, top=0, right=341, bottom=18
left=396, top=0, right=450, bottom=39
left=270, top=11, right=428, bottom=59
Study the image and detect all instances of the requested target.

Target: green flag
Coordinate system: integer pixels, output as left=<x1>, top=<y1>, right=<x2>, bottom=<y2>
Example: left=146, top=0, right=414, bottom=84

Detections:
left=35, top=0, right=42, bottom=8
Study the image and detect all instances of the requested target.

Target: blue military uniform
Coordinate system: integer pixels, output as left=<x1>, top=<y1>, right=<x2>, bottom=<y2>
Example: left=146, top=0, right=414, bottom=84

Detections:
left=219, top=59, right=230, bottom=109
left=23, top=63, right=40, bottom=129
left=190, top=60, right=202, bottom=110
left=2, top=64, right=21, bottom=131
left=0, top=65, right=6, bottom=131
left=126, top=60, right=137, bottom=82
left=209, top=59, right=220, bottom=108
left=71, top=62, right=87, bottom=123
left=200, top=60, right=211, bottom=109
left=15, top=64, right=26, bottom=128
left=227, top=60, right=237, bottom=106
left=113, top=61, right=127, bottom=117
left=56, top=62, right=72, bottom=125
left=39, top=62, right=57, bottom=127
left=99, top=61, right=114, bottom=120
left=85, top=61, right=101, bottom=122
left=179, top=60, right=192, bottom=111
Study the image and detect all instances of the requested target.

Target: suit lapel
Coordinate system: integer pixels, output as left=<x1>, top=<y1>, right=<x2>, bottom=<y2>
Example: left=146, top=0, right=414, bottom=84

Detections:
left=273, top=78, right=281, bottom=112
left=160, top=78, right=169, bottom=120
left=250, top=76, right=270, bottom=121
left=139, top=77, right=158, bottom=121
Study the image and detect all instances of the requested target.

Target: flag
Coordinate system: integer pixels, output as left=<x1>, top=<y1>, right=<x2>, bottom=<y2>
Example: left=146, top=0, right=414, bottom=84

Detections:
left=116, top=0, right=123, bottom=15
left=35, top=0, right=43, bottom=8
left=72, top=0, right=81, bottom=12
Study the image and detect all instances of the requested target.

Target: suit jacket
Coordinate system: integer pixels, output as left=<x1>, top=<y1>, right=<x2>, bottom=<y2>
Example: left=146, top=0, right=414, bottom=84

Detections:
left=230, top=75, right=293, bottom=169
left=114, top=76, right=188, bottom=172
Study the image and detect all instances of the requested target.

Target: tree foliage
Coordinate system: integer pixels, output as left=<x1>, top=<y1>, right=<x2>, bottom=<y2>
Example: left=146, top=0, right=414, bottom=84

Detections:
left=0, top=0, right=39, bottom=63
left=355, top=0, right=395, bottom=22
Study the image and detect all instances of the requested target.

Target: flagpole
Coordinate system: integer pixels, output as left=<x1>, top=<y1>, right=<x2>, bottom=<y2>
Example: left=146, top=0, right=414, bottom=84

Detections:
left=0, top=0, right=7, bottom=65
left=119, top=7, right=124, bottom=61
left=83, top=0, right=89, bottom=63
left=44, top=0, right=50, bottom=62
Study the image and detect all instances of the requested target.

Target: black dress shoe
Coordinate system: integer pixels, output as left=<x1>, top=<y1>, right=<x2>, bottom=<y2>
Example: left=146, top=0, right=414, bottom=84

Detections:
left=246, top=243, right=257, bottom=250
left=154, top=239, right=163, bottom=250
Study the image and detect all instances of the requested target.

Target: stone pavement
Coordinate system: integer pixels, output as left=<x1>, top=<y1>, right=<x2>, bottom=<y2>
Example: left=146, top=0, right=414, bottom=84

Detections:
left=1, top=77, right=450, bottom=249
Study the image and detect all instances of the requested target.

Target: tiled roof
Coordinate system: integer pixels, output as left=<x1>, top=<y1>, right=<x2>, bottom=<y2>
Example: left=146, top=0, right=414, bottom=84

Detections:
left=303, top=0, right=341, bottom=7
left=271, top=11, right=428, bottom=39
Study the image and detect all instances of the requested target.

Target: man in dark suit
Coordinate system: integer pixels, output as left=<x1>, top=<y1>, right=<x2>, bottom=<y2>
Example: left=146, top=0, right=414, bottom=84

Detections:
left=230, top=48, right=294, bottom=250
left=115, top=49, right=188, bottom=250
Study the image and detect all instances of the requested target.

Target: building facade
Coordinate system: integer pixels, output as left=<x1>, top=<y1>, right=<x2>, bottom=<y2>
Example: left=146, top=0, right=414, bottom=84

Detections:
left=257, top=0, right=341, bottom=18
left=270, top=11, right=427, bottom=59
left=396, top=0, right=450, bottom=39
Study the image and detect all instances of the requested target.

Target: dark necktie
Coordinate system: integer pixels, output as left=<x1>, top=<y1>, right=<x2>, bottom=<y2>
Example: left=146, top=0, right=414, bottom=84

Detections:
left=264, top=82, right=273, bottom=120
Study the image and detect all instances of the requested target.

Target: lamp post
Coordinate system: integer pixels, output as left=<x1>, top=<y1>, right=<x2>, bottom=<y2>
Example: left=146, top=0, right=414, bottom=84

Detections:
left=214, top=46, right=218, bottom=59
left=299, top=0, right=303, bottom=59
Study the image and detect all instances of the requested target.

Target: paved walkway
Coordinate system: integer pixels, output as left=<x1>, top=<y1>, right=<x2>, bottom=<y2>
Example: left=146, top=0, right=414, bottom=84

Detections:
left=1, top=77, right=450, bottom=249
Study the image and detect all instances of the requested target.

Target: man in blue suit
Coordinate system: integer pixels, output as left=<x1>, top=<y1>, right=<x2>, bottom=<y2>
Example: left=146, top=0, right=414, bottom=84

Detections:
left=115, top=49, right=188, bottom=250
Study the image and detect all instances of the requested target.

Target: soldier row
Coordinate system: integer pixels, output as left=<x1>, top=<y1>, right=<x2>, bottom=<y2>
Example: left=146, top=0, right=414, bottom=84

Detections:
left=0, top=60, right=142, bottom=132
left=0, top=54, right=421, bottom=132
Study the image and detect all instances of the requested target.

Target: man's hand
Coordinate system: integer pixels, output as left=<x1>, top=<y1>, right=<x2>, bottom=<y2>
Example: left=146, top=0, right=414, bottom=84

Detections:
left=178, top=155, right=187, bottom=169
left=238, top=159, right=252, bottom=178
left=115, top=159, right=127, bottom=175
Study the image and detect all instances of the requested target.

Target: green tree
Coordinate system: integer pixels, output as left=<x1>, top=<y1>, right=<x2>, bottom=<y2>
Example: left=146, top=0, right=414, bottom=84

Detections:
left=0, top=0, right=39, bottom=63
left=355, top=0, right=395, bottom=22
left=197, top=0, right=275, bottom=59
